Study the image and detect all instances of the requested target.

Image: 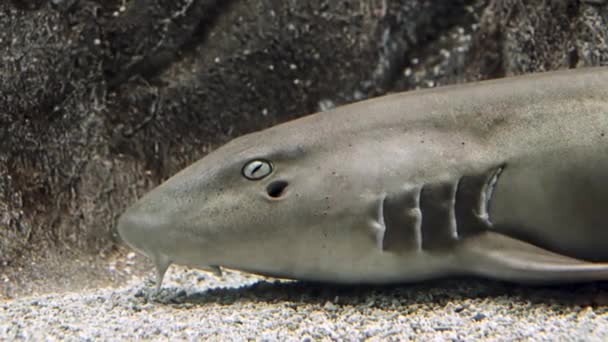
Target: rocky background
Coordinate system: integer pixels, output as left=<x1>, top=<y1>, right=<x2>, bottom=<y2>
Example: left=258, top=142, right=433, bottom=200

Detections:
left=1, top=0, right=607, bottom=297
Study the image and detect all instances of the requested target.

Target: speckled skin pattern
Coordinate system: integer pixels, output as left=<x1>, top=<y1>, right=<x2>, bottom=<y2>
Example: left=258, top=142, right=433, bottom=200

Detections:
left=118, top=67, right=608, bottom=287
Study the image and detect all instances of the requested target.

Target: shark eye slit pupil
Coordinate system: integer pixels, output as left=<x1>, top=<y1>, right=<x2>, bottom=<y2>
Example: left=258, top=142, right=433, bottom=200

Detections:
left=242, top=159, right=273, bottom=180
left=266, top=180, right=288, bottom=198
left=251, top=163, right=262, bottom=174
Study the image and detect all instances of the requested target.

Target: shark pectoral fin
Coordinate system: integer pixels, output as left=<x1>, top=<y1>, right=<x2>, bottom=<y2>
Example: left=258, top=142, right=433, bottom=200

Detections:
left=456, top=231, right=608, bottom=284
left=154, top=254, right=171, bottom=292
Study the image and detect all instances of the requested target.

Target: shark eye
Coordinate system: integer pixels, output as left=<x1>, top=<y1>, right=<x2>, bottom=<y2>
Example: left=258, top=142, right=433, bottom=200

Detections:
left=242, top=159, right=273, bottom=180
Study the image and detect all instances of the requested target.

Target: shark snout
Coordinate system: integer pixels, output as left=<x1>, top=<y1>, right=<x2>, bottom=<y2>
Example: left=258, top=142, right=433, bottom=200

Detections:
left=117, top=202, right=183, bottom=289
left=116, top=203, right=171, bottom=256
left=116, top=209, right=147, bottom=254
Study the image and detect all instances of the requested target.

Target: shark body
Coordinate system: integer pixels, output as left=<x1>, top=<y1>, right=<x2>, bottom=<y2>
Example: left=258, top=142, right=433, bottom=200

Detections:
left=118, top=67, right=608, bottom=288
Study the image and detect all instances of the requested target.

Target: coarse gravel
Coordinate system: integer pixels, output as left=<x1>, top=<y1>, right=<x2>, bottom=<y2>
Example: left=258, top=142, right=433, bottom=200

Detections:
left=2, top=261, right=608, bottom=341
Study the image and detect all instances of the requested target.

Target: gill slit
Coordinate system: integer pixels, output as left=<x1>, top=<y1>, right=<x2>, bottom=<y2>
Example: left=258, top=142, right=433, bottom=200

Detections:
left=412, top=187, right=423, bottom=251
left=376, top=192, right=387, bottom=250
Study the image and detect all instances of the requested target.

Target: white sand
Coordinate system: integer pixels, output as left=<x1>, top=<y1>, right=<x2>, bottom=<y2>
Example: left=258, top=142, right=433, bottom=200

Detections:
left=2, top=263, right=608, bottom=341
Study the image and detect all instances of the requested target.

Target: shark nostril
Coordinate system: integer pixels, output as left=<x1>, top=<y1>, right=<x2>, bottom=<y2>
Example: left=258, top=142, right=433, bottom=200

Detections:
left=266, top=180, right=289, bottom=198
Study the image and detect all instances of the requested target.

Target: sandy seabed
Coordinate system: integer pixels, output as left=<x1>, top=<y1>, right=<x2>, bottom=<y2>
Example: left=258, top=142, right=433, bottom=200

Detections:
left=2, top=261, right=608, bottom=341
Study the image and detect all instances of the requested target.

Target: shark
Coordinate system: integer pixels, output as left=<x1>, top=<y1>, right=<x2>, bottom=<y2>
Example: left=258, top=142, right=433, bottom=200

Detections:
left=117, top=67, right=608, bottom=289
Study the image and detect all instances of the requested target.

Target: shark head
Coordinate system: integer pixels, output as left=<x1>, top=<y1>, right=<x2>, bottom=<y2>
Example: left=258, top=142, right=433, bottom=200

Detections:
left=116, top=106, right=415, bottom=287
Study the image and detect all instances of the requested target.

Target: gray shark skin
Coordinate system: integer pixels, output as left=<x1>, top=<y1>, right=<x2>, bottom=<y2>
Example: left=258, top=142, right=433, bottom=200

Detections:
left=117, top=67, right=608, bottom=289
